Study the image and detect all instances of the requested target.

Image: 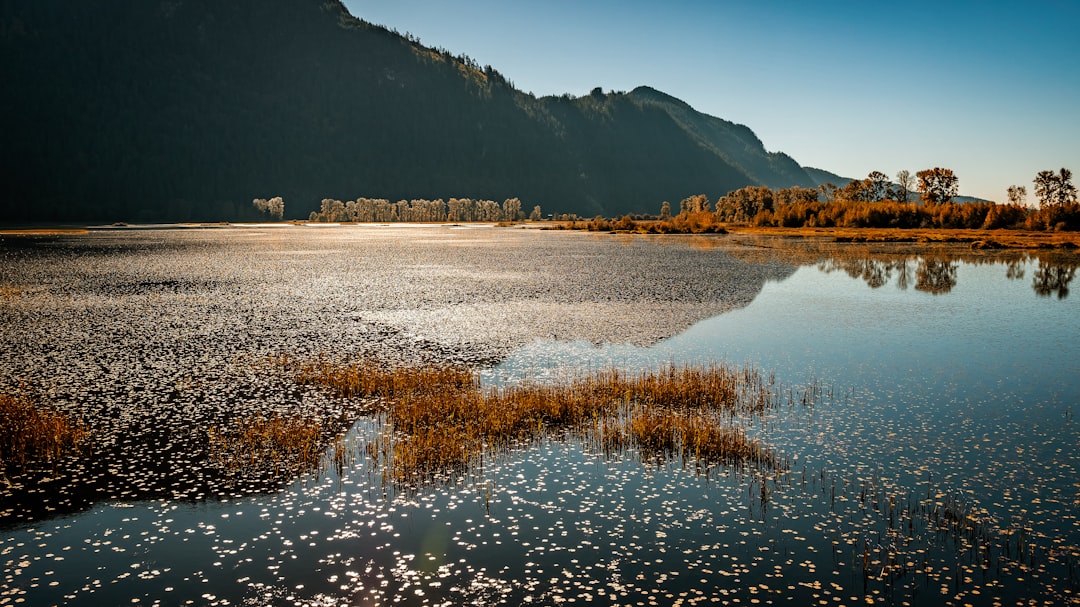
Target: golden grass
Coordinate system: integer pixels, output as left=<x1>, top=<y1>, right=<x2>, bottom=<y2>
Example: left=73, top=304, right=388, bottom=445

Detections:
left=0, top=284, right=21, bottom=303
left=0, top=393, right=89, bottom=469
left=0, top=229, right=90, bottom=236
left=207, top=413, right=323, bottom=472
left=295, top=359, right=779, bottom=482
left=725, top=225, right=1080, bottom=249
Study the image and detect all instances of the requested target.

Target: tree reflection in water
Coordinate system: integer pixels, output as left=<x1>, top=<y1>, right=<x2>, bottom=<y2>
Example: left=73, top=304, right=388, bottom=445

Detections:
left=915, top=258, right=958, bottom=294
left=811, top=248, right=1076, bottom=298
left=1033, top=263, right=1075, bottom=299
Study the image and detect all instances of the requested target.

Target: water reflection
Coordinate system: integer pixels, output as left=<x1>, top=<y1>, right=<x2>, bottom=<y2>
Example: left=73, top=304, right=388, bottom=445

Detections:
left=809, top=249, right=1077, bottom=297
left=1033, top=263, right=1075, bottom=299
left=3, top=230, right=1079, bottom=607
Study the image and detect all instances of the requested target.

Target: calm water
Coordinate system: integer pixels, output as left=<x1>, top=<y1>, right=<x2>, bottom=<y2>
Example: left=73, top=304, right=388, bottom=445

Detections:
left=1, top=227, right=1078, bottom=606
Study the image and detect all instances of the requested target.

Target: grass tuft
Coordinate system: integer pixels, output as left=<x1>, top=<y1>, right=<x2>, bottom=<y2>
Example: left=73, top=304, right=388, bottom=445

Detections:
left=296, top=359, right=780, bottom=482
left=207, top=413, right=323, bottom=472
left=0, top=393, right=89, bottom=470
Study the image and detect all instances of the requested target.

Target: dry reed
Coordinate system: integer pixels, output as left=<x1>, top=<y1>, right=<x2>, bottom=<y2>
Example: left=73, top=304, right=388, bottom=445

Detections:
left=0, top=284, right=23, bottom=303
left=0, top=393, right=89, bottom=470
left=207, top=413, right=323, bottom=472
left=296, top=359, right=779, bottom=482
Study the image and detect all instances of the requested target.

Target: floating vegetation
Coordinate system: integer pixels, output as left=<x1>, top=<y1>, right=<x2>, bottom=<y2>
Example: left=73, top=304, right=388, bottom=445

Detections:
left=0, top=393, right=88, bottom=471
left=296, top=358, right=781, bottom=482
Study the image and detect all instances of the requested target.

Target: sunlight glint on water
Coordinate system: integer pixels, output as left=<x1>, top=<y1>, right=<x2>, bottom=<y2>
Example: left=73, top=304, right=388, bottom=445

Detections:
left=1, top=228, right=1078, bottom=606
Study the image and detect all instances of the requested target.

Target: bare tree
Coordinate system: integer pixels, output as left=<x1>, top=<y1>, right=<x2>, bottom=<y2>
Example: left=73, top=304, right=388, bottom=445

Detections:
left=893, top=170, right=914, bottom=203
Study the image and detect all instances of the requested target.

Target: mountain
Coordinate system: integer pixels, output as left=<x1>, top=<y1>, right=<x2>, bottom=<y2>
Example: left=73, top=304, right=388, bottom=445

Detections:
left=1, top=0, right=824, bottom=222
left=802, top=167, right=853, bottom=188
left=625, top=87, right=816, bottom=191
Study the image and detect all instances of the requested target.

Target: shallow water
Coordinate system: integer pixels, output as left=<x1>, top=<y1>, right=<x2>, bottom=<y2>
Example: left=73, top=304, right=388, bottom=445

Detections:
left=1, top=226, right=1078, bottom=606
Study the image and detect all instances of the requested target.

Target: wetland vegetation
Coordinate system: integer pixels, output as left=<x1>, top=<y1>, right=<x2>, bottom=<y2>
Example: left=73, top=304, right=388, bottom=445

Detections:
left=1, top=225, right=1077, bottom=606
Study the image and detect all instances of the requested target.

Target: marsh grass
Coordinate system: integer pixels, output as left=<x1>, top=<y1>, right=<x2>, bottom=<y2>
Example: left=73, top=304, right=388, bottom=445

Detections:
left=0, top=393, right=88, bottom=472
left=0, top=284, right=22, bottom=303
left=296, top=358, right=780, bottom=482
left=207, top=413, right=323, bottom=474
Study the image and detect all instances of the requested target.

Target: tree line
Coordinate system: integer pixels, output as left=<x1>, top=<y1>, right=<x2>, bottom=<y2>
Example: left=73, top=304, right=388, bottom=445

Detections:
left=301, top=197, right=542, bottom=223
left=691, top=167, right=1078, bottom=231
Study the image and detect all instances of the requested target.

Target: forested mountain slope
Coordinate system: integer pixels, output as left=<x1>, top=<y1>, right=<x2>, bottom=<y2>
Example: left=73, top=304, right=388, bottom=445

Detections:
left=1, top=0, right=823, bottom=221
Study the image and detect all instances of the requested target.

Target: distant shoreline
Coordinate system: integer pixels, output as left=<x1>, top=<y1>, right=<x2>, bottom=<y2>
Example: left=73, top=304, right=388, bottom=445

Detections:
left=544, top=221, right=1080, bottom=250
left=2, top=222, right=1079, bottom=251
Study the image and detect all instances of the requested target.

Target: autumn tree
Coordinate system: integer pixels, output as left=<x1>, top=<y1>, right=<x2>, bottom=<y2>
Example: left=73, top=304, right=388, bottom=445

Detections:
left=499, top=198, right=522, bottom=221
left=659, top=201, right=671, bottom=220
left=1007, top=185, right=1028, bottom=207
left=818, top=182, right=837, bottom=203
left=916, top=168, right=958, bottom=204
left=529, top=205, right=543, bottom=221
left=773, top=186, right=819, bottom=206
left=252, top=196, right=284, bottom=220
left=834, top=179, right=869, bottom=202
left=1033, top=168, right=1077, bottom=208
left=680, top=194, right=710, bottom=214
left=866, top=171, right=891, bottom=202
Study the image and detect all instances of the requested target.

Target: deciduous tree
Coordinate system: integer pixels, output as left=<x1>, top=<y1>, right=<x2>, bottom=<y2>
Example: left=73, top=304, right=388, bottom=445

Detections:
left=893, top=170, right=914, bottom=203
left=1033, top=168, right=1077, bottom=208
left=1007, top=185, right=1028, bottom=207
left=866, top=171, right=891, bottom=202
left=916, top=168, right=958, bottom=205
left=252, top=196, right=284, bottom=220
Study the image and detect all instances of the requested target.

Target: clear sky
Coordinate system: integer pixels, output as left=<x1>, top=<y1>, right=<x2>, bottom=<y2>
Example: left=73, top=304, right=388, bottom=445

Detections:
left=343, top=0, right=1079, bottom=202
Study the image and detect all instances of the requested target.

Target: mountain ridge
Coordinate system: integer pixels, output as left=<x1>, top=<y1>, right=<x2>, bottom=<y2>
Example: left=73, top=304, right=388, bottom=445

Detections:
left=1, top=0, right=831, bottom=222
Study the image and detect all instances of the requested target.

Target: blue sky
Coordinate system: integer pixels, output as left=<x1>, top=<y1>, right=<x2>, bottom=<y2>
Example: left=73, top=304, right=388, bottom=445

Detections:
left=343, top=0, right=1080, bottom=202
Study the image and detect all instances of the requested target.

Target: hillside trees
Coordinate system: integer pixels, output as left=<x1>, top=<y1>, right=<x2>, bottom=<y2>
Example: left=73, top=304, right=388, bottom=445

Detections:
left=916, top=168, right=959, bottom=204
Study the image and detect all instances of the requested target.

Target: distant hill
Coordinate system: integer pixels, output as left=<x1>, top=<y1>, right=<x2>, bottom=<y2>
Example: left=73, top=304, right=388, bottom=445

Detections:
left=803, top=167, right=853, bottom=188
left=2, top=0, right=829, bottom=222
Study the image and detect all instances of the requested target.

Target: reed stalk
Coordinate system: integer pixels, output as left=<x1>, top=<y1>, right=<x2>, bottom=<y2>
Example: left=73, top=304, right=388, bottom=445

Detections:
left=0, top=393, right=88, bottom=470
left=207, top=413, right=323, bottom=471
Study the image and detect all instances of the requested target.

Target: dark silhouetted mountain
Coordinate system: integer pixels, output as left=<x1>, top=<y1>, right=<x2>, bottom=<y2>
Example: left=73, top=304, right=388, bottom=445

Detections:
left=1, top=0, right=825, bottom=222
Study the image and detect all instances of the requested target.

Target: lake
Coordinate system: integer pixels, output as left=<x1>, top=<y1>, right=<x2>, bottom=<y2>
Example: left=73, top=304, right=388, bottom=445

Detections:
left=1, top=225, right=1078, bottom=606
